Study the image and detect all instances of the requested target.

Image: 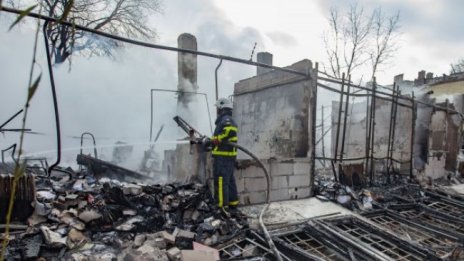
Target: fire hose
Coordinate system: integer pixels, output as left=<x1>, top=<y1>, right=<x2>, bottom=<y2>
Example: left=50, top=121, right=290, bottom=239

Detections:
left=222, top=141, right=283, bottom=261
left=173, top=116, right=283, bottom=261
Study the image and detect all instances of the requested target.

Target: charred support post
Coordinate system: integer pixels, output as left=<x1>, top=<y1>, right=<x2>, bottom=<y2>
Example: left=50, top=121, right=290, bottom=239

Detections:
left=0, top=174, right=35, bottom=223
left=410, top=92, right=416, bottom=179
left=340, top=75, right=351, bottom=163
left=389, top=89, right=400, bottom=178
left=309, top=63, right=319, bottom=196
left=331, top=160, right=338, bottom=182
left=369, top=79, right=377, bottom=185
left=320, top=105, right=326, bottom=167
left=386, top=83, right=399, bottom=183
left=386, top=84, right=395, bottom=182
left=365, top=92, right=371, bottom=181
left=334, top=73, right=346, bottom=180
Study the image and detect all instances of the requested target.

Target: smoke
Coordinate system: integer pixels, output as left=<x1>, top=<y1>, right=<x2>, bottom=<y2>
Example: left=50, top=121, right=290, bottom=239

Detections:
left=0, top=2, right=265, bottom=174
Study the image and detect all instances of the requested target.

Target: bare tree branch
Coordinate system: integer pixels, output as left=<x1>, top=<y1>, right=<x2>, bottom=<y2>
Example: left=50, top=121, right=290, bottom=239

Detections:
left=450, top=59, right=464, bottom=74
left=6, top=0, right=162, bottom=64
left=323, top=4, right=401, bottom=81
left=370, top=8, right=400, bottom=79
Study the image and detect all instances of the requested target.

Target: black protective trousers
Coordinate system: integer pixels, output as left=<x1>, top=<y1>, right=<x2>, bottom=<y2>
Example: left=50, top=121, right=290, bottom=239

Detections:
left=213, top=156, right=238, bottom=208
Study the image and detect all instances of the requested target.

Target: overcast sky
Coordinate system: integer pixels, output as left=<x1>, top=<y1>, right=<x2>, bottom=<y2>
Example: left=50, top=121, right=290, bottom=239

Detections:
left=0, top=0, right=463, bottom=167
left=146, top=0, right=464, bottom=84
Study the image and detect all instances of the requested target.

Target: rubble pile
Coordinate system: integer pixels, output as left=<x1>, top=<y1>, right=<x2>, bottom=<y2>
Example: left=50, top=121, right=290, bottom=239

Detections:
left=3, top=171, right=250, bottom=261
left=314, top=174, right=439, bottom=211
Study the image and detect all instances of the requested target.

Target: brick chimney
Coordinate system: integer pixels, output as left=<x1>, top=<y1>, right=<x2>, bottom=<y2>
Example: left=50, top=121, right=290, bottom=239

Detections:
left=415, top=70, right=426, bottom=86
left=394, top=74, right=404, bottom=84
left=257, top=52, right=273, bottom=76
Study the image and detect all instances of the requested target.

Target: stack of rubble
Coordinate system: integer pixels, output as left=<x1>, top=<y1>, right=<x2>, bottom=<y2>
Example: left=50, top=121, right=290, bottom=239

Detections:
left=314, top=175, right=427, bottom=211
left=314, top=170, right=464, bottom=212
left=3, top=170, right=249, bottom=260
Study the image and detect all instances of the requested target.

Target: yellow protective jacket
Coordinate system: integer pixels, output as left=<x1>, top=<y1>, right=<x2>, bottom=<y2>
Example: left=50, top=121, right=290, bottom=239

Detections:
left=212, top=110, right=238, bottom=157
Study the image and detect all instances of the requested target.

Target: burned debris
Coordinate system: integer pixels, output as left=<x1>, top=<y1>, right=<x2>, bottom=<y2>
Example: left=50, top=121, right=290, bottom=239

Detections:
left=2, top=168, right=254, bottom=260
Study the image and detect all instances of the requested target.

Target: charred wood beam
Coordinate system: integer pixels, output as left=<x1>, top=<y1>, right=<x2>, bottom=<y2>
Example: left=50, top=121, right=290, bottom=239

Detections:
left=76, top=154, right=149, bottom=181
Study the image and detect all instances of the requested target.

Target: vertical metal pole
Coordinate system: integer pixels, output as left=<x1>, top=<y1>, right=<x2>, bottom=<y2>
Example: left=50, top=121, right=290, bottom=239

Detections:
left=340, top=75, right=351, bottom=163
left=410, top=92, right=416, bottom=179
left=389, top=88, right=400, bottom=178
left=334, top=73, right=345, bottom=183
left=369, top=79, right=377, bottom=185
left=215, top=59, right=223, bottom=101
left=309, top=63, right=319, bottom=195
left=321, top=105, right=326, bottom=167
left=334, top=73, right=345, bottom=162
left=365, top=93, right=371, bottom=181
left=386, top=83, right=397, bottom=183
left=150, top=90, right=154, bottom=143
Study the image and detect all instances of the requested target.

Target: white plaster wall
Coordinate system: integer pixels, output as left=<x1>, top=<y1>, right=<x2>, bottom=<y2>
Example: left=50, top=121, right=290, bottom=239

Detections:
left=233, top=60, right=313, bottom=160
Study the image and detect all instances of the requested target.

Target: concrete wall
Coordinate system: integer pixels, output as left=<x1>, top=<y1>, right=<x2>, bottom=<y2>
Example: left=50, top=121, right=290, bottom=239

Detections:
left=233, top=60, right=313, bottom=159
left=231, top=59, right=315, bottom=204
left=235, top=159, right=311, bottom=204
left=163, top=144, right=207, bottom=183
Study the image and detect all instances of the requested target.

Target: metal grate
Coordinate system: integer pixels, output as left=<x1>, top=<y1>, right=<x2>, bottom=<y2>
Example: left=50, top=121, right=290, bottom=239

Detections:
left=397, top=208, right=464, bottom=235
left=326, top=217, right=425, bottom=261
left=278, top=231, right=345, bottom=260
left=218, top=236, right=274, bottom=260
left=425, top=201, right=464, bottom=219
left=365, top=211, right=462, bottom=258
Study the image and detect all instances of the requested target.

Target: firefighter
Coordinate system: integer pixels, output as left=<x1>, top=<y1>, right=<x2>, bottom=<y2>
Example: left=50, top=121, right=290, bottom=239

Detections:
left=211, top=98, right=239, bottom=216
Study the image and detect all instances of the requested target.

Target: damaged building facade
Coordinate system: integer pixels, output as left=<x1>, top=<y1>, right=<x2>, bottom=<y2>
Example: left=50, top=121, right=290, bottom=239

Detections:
left=326, top=70, right=464, bottom=187
left=232, top=55, right=318, bottom=204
